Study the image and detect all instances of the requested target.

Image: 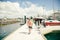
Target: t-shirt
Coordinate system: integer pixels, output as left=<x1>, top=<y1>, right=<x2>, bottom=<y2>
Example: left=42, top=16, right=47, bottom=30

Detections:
left=27, top=20, right=33, bottom=27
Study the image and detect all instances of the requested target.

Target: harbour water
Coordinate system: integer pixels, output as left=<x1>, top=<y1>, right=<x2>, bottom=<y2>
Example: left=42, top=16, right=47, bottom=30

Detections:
left=0, top=23, right=21, bottom=40
left=44, top=30, right=60, bottom=40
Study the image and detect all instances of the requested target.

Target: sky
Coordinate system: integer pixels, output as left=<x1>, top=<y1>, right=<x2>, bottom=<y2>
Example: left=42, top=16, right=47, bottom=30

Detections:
left=0, top=0, right=60, bottom=18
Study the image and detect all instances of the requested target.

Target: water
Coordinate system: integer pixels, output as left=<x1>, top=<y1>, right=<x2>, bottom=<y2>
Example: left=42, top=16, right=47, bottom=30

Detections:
left=0, top=23, right=21, bottom=40
left=44, top=30, right=60, bottom=40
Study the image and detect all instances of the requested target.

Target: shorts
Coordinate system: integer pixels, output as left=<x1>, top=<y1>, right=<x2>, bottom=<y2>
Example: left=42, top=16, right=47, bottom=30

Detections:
left=28, top=26, right=32, bottom=29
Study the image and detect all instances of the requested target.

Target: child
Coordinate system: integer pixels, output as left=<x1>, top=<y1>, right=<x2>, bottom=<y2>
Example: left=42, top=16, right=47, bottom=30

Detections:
left=26, top=18, right=33, bottom=34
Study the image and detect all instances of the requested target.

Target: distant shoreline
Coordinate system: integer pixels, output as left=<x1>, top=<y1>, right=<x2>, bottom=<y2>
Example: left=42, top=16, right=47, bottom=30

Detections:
left=0, top=21, right=20, bottom=26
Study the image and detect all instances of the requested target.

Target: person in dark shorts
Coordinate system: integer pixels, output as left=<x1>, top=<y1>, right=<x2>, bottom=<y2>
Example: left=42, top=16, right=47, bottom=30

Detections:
left=42, top=19, right=46, bottom=27
left=26, top=18, right=33, bottom=34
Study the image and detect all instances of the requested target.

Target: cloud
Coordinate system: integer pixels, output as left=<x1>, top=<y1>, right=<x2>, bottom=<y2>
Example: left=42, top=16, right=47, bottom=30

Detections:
left=0, top=1, right=57, bottom=18
left=24, top=2, right=46, bottom=17
left=45, top=10, right=58, bottom=17
left=0, top=1, right=25, bottom=18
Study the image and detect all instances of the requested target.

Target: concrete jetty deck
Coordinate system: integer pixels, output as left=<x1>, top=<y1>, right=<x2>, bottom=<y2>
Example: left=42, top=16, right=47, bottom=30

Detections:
left=3, top=24, right=47, bottom=40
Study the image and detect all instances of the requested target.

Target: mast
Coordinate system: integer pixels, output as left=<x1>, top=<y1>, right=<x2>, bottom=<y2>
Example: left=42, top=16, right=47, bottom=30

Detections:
left=53, top=0, right=55, bottom=20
